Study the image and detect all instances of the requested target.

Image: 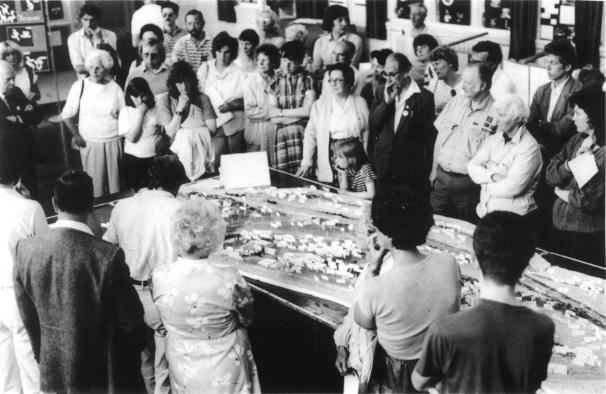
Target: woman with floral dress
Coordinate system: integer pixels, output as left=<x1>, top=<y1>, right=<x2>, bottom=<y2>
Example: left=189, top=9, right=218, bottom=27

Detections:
left=152, top=199, right=261, bottom=393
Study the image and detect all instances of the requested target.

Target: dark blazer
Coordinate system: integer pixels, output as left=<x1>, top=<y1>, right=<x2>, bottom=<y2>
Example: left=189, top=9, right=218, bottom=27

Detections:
left=0, top=87, right=42, bottom=197
left=14, top=228, right=146, bottom=393
left=526, top=77, right=582, bottom=160
left=369, top=83, right=435, bottom=190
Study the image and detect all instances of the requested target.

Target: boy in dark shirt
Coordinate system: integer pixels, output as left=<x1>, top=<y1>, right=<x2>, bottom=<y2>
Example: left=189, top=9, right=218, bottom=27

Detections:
left=412, top=211, right=555, bottom=393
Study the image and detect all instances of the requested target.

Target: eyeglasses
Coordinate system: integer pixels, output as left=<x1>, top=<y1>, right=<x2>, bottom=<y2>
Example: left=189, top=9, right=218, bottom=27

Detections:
left=382, top=71, right=399, bottom=79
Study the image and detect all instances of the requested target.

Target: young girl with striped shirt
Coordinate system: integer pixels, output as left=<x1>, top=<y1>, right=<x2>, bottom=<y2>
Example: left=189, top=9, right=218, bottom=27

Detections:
left=334, top=138, right=376, bottom=199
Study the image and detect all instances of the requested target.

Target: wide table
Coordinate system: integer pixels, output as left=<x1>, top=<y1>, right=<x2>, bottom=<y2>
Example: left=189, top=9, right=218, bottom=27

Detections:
left=48, top=173, right=606, bottom=393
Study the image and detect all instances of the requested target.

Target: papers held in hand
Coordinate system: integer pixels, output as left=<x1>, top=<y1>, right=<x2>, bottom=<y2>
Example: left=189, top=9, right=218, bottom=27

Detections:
left=568, top=153, right=599, bottom=189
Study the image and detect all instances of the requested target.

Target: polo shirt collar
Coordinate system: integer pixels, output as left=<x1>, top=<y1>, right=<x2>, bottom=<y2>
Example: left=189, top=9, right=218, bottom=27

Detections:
left=52, top=219, right=94, bottom=236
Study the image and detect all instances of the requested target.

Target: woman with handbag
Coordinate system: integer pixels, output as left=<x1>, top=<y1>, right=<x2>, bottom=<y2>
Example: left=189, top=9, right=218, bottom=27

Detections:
left=62, top=49, right=125, bottom=197
left=118, top=77, right=170, bottom=191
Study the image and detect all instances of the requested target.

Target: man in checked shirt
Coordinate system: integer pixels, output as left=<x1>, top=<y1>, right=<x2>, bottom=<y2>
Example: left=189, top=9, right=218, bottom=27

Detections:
left=429, top=61, right=498, bottom=224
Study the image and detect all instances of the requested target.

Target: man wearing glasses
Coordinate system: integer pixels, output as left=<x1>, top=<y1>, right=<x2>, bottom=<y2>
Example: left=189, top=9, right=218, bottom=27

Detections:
left=369, top=52, right=435, bottom=191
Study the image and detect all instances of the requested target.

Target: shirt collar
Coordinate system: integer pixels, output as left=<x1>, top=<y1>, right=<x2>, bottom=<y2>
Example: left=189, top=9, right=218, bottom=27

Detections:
left=51, top=219, right=94, bottom=236
left=188, top=31, right=208, bottom=43
left=328, top=32, right=348, bottom=42
left=143, top=62, right=168, bottom=74
left=80, top=27, right=103, bottom=38
left=551, top=75, right=570, bottom=91
left=502, top=125, right=524, bottom=145
left=396, top=80, right=421, bottom=105
left=467, top=91, right=493, bottom=112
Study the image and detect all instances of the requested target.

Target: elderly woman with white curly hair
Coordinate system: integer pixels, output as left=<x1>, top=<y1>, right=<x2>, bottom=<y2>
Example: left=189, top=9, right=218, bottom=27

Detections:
left=152, top=199, right=261, bottom=393
left=468, top=93, right=543, bottom=238
left=62, top=49, right=125, bottom=197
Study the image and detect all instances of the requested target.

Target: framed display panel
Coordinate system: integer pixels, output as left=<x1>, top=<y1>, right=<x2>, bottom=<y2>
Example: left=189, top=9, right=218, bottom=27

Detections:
left=482, top=0, right=512, bottom=30
left=540, top=0, right=575, bottom=41
left=438, top=0, right=471, bottom=25
left=0, top=0, right=50, bottom=72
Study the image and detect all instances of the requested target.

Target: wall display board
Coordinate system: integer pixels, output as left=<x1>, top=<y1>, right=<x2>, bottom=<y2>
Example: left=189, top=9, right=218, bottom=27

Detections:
left=0, top=0, right=50, bottom=71
left=395, top=0, right=413, bottom=19
left=540, top=0, right=575, bottom=41
left=438, top=0, right=471, bottom=25
left=483, top=0, right=511, bottom=30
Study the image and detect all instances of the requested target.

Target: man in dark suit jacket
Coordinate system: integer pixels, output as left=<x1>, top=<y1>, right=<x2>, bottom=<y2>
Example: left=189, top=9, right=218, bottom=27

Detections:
left=526, top=39, right=582, bottom=243
left=0, top=60, right=42, bottom=200
left=14, top=170, right=146, bottom=393
left=369, top=52, right=435, bottom=191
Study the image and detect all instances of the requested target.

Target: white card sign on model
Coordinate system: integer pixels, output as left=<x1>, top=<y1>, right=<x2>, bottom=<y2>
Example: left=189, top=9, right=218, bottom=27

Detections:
left=220, top=152, right=271, bottom=189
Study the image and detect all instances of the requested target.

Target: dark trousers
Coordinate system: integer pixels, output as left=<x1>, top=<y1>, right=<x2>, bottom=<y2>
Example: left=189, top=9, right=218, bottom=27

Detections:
left=522, top=209, right=540, bottom=245
left=122, top=154, right=154, bottom=191
left=430, top=167, right=480, bottom=224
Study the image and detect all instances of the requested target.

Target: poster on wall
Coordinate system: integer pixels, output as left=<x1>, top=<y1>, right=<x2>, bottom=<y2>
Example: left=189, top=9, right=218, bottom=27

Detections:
left=483, top=0, right=512, bottom=30
left=540, top=0, right=575, bottom=41
left=439, top=0, right=471, bottom=25
left=47, top=1, right=63, bottom=20
left=20, top=0, right=41, bottom=12
left=395, top=0, right=413, bottom=19
left=0, top=1, right=50, bottom=71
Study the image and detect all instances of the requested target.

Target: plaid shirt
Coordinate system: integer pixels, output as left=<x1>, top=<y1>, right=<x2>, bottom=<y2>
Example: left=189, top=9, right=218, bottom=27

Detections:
left=270, top=69, right=313, bottom=110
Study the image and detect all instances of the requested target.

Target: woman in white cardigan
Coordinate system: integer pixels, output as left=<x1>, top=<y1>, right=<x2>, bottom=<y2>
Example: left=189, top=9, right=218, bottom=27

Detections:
left=297, top=63, right=369, bottom=184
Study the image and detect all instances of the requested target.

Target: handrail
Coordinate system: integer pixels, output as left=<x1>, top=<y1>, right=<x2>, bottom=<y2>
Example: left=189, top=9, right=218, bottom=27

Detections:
left=519, top=51, right=547, bottom=65
left=446, top=32, right=489, bottom=47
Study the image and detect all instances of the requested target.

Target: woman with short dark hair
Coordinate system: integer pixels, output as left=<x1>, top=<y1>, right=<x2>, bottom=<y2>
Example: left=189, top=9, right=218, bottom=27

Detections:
left=427, top=45, right=462, bottom=115
left=546, top=88, right=605, bottom=270
left=242, top=44, right=280, bottom=155
left=351, top=185, right=461, bottom=392
left=197, top=31, right=246, bottom=170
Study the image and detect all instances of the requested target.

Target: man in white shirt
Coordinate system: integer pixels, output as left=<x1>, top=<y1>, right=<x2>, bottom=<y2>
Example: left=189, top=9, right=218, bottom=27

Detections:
left=470, top=40, right=516, bottom=99
left=67, top=3, right=117, bottom=77
left=0, top=139, right=46, bottom=394
left=468, top=93, right=542, bottom=239
left=104, top=155, right=188, bottom=394
left=131, top=0, right=164, bottom=48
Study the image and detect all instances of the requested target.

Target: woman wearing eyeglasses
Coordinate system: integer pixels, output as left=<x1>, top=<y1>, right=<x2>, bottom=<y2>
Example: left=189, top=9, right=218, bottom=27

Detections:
left=297, top=63, right=368, bottom=185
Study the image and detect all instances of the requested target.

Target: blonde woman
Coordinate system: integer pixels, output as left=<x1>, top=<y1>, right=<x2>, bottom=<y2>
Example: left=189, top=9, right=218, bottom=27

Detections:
left=153, top=199, right=261, bottom=393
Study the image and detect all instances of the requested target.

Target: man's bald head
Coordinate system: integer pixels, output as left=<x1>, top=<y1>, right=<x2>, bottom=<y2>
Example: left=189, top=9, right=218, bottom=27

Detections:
left=332, top=40, right=355, bottom=65
left=0, top=60, right=15, bottom=95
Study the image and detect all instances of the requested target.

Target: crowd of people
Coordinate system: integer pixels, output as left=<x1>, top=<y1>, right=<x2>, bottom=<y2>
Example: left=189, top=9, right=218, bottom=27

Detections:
left=0, top=0, right=604, bottom=393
